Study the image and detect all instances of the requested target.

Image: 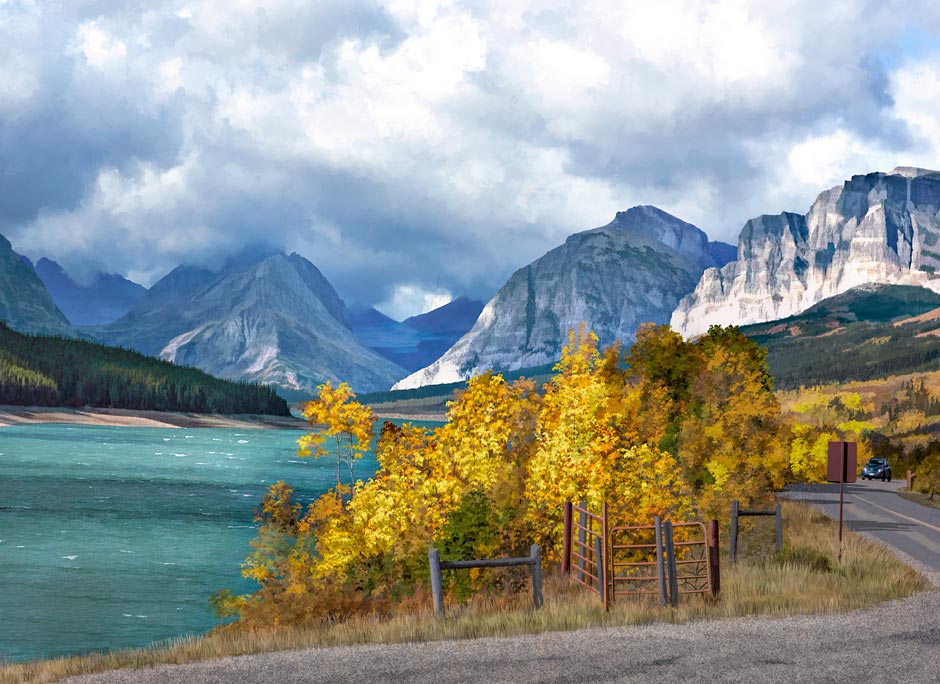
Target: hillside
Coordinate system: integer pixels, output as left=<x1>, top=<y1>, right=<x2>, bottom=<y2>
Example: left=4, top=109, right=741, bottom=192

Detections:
left=741, top=284, right=940, bottom=388
left=0, top=323, right=289, bottom=415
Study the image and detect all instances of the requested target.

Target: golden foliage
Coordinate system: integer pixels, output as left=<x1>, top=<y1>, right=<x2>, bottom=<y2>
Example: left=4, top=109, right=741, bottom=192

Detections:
left=234, top=323, right=812, bottom=627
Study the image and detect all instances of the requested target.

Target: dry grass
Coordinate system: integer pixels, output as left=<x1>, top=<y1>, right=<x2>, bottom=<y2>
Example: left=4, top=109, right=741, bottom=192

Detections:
left=2, top=501, right=929, bottom=684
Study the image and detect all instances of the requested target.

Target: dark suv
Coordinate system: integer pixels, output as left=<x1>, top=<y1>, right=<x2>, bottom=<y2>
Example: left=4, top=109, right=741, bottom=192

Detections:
left=861, top=458, right=892, bottom=482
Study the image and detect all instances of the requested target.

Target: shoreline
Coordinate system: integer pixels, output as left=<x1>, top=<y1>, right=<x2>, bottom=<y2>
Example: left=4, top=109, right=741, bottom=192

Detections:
left=0, top=405, right=309, bottom=430
left=371, top=411, right=447, bottom=423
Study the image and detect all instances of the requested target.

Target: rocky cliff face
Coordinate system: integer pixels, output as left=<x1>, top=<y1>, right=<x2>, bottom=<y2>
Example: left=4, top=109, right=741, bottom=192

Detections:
left=672, top=168, right=940, bottom=337
left=394, top=206, right=733, bottom=388
left=91, top=253, right=406, bottom=393
left=35, top=258, right=146, bottom=326
left=0, top=235, right=75, bottom=337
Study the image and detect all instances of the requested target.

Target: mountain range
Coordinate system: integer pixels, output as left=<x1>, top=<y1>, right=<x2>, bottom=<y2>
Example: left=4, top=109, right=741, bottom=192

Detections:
left=0, top=236, right=75, bottom=338
left=348, top=297, right=484, bottom=372
left=5, top=165, right=940, bottom=398
left=88, top=252, right=407, bottom=394
left=394, top=206, right=735, bottom=389
left=673, top=167, right=940, bottom=336
left=35, top=258, right=146, bottom=326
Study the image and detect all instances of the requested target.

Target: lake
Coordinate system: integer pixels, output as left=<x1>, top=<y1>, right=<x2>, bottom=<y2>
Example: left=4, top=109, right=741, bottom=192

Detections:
left=0, top=422, right=418, bottom=662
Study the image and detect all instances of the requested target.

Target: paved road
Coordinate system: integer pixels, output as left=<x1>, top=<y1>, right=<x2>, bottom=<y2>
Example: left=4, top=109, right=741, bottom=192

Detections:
left=61, top=483, right=940, bottom=684
left=784, top=479, right=940, bottom=573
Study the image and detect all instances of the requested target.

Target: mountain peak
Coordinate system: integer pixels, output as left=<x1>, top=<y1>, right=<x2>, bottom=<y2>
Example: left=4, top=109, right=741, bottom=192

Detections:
left=0, top=235, right=74, bottom=337
left=890, top=166, right=940, bottom=178
left=394, top=207, right=719, bottom=389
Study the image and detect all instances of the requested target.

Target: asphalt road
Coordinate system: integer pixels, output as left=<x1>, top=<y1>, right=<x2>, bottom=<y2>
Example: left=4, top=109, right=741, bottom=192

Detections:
left=60, top=482, right=940, bottom=684
left=784, top=479, right=940, bottom=573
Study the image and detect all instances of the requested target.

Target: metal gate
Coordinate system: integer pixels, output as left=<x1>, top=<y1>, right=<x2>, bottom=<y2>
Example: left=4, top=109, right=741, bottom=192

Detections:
left=562, top=502, right=719, bottom=609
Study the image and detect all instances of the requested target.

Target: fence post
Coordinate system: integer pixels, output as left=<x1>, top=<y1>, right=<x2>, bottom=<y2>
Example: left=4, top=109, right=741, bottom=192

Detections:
left=577, top=501, right=587, bottom=583
left=774, top=502, right=783, bottom=553
left=907, top=470, right=914, bottom=491
left=594, top=535, right=605, bottom=607
left=562, top=502, right=572, bottom=575
left=664, top=520, right=679, bottom=607
left=531, top=544, right=544, bottom=609
left=602, top=501, right=609, bottom=611
left=730, top=499, right=739, bottom=564
left=428, top=547, right=444, bottom=618
left=707, top=519, right=720, bottom=600
left=654, top=515, right=667, bottom=606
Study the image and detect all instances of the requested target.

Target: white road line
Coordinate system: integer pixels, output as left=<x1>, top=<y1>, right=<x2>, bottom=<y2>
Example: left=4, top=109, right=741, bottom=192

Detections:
left=852, top=494, right=940, bottom=534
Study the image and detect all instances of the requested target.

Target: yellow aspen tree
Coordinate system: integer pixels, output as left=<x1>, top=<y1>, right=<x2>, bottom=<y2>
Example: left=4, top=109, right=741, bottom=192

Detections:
left=298, top=381, right=375, bottom=494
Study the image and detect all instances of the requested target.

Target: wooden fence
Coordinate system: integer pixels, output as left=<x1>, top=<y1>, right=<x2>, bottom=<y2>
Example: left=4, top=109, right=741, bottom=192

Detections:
left=729, top=500, right=782, bottom=563
left=428, top=545, right=543, bottom=617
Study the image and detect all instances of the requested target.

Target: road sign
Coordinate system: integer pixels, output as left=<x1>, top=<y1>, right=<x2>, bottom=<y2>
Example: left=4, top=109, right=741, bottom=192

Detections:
left=827, top=441, right=857, bottom=562
left=826, top=441, right=857, bottom=483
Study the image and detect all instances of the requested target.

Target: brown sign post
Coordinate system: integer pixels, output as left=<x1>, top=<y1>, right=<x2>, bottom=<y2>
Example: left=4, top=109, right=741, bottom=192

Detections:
left=827, top=441, right=857, bottom=562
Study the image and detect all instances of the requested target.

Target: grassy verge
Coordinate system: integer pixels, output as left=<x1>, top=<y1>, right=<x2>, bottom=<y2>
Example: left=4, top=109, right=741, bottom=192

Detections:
left=2, top=501, right=929, bottom=684
left=898, top=489, right=940, bottom=510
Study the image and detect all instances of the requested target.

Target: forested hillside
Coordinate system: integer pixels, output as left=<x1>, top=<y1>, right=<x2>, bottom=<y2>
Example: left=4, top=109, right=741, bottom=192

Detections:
left=741, top=285, right=940, bottom=388
left=0, top=323, right=289, bottom=415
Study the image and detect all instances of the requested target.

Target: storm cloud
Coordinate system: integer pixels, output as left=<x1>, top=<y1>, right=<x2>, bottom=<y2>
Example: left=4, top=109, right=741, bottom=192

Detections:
left=3, top=1, right=940, bottom=319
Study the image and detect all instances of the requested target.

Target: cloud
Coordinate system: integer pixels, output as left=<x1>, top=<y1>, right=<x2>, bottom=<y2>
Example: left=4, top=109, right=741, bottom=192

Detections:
left=3, top=0, right=940, bottom=318
left=376, top=284, right=453, bottom=321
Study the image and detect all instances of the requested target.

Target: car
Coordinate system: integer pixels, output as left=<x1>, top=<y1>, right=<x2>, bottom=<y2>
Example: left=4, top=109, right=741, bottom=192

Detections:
left=861, top=457, right=892, bottom=482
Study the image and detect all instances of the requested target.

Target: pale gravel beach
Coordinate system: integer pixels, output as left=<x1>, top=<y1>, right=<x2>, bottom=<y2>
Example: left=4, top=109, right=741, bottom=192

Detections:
left=0, top=405, right=307, bottom=430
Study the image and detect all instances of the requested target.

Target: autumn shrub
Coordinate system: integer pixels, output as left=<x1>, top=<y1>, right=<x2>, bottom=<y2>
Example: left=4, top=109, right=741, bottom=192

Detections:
left=228, top=323, right=813, bottom=627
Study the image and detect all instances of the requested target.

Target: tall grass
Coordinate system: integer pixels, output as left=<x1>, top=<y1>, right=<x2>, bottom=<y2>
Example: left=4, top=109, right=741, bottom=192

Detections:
left=1, top=501, right=929, bottom=684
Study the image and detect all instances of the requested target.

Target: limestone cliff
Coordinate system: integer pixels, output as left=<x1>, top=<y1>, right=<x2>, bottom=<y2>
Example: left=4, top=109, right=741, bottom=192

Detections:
left=672, top=168, right=940, bottom=337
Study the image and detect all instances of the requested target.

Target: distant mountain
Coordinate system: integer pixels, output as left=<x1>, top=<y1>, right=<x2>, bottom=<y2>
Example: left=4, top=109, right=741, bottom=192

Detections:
left=741, top=284, right=940, bottom=388
left=394, top=206, right=735, bottom=389
left=0, top=234, right=75, bottom=337
left=348, top=297, right=484, bottom=372
left=404, top=297, right=484, bottom=334
left=674, top=167, right=940, bottom=336
left=89, top=253, right=407, bottom=393
left=35, top=258, right=146, bottom=326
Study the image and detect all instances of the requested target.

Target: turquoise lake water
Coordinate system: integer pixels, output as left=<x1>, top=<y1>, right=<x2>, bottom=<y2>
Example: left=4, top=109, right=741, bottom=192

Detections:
left=0, top=423, right=396, bottom=663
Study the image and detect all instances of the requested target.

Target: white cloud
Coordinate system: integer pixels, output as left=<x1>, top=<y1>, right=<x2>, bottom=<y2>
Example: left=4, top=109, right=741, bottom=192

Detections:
left=376, top=284, right=453, bottom=321
left=5, top=0, right=940, bottom=303
left=72, top=20, right=127, bottom=70
left=892, top=55, right=940, bottom=160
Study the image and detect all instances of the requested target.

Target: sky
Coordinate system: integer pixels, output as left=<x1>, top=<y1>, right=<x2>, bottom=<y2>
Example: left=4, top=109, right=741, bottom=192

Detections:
left=3, top=1, right=940, bottom=320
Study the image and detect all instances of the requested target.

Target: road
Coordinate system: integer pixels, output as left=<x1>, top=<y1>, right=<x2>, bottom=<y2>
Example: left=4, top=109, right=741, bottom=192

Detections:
left=61, top=482, right=940, bottom=684
left=784, top=479, right=940, bottom=574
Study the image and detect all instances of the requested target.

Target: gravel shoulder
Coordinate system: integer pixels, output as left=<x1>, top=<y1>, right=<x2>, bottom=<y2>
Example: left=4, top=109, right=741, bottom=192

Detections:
left=61, top=590, right=940, bottom=684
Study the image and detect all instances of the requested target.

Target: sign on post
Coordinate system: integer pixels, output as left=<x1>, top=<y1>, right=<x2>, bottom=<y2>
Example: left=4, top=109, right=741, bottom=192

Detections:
left=826, top=440, right=857, bottom=563
left=826, top=441, right=857, bottom=483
